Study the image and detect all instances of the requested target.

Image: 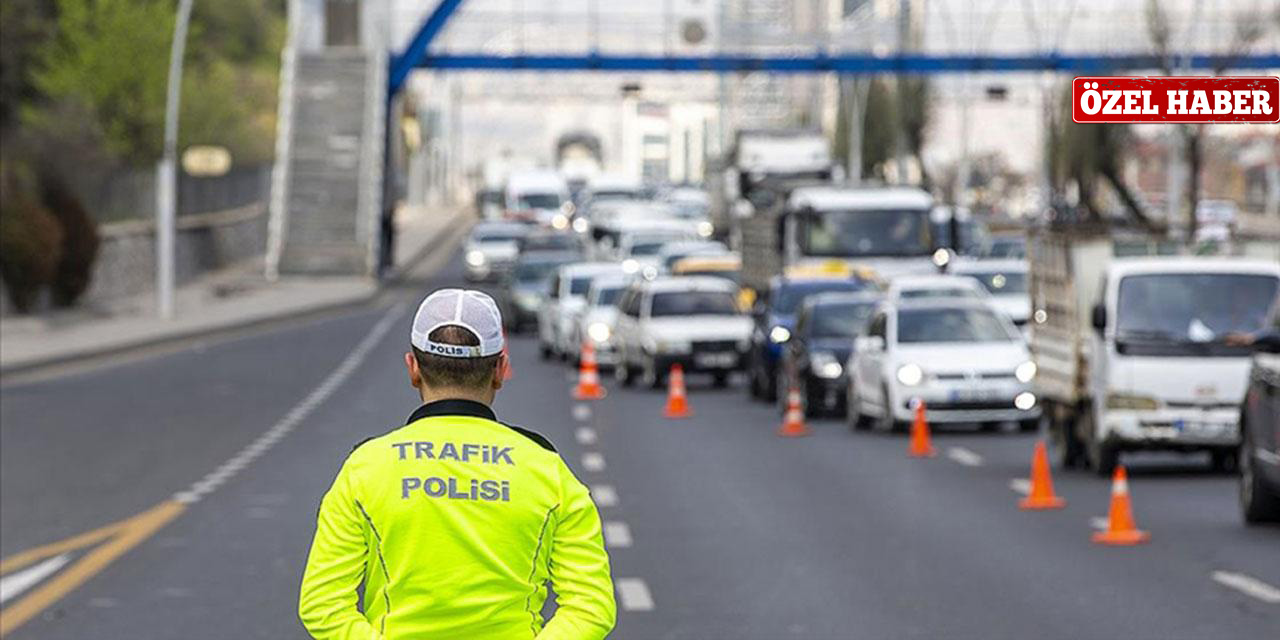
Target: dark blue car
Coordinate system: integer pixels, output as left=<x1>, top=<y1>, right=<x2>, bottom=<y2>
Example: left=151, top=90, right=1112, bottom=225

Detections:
left=746, top=275, right=876, bottom=402
left=777, top=292, right=881, bottom=416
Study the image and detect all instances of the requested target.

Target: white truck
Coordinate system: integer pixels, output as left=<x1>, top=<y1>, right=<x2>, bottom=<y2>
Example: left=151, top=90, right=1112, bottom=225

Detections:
left=738, top=184, right=939, bottom=294
left=711, top=130, right=836, bottom=235
left=1029, top=228, right=1280, bottom=475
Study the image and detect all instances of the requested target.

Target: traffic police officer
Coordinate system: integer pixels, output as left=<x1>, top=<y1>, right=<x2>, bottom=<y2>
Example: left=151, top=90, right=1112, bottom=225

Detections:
left=299, top=289, right=616, bottom=639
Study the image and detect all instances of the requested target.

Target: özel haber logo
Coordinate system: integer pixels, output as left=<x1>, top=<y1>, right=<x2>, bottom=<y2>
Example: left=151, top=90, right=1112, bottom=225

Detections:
left=1072, top=76, right=1279, bottom=124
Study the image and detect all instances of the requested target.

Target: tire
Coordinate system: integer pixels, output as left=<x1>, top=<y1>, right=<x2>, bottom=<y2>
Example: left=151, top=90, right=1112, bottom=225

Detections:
left=847, top=384, right=871, bottom=431
left=538, top=343, right=552, bottom=360
left=879, top=385, right=906, bottom=433
left=1085, top=412, right=1120, bottom=477
left=712, top=372, right=729, bottom=388
left=1241, top=417, right=1280, bottom=523
left=1018, top=419, right=1039, bottom=433
left=747, top=355, right=764, bottom=400
left=1048, top=411, right=1084, bottom=469
left=760, top=358, right=778, bottom=403
left=1210, top=449, right=1237, bottom=473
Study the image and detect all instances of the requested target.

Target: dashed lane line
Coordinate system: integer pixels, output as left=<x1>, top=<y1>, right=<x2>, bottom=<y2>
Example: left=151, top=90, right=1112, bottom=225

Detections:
left=603, top=521, right=633, bottom=548
left=0, top=555, right=69, bottom=606
left=616, top=578, right=655, bottom=611
left=1008, top=478, right=1031, bottom=496
left=582, top=452, right=606, bottom=472
left=946, top=447, right=984, bottom=467
left=575, top=427, right=598, bottom=445
left=572, top=404, right=592, bottom=422
left=0, top=303, right=407, bottom=636
left=1089, top=517, right=1109, bottom=531
left=591, top=485, right=618, bottom=508
left=1211, top=571, right=1280, bottom=604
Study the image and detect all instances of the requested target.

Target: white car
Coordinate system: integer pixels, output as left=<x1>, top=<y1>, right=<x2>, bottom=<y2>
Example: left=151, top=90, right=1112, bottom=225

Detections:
left=505, top=170, right=571, bottom=227
left=885, top=274, right=990, bottom=303
left=847, top=299, right=1041, bottom=432
left=537, top=262, right=626, bottom=359
left=950, top=259, right=1031, bottom=327
left=464, top=222, right=529, bottom=282
left=613, top=277, right=752, bottom=389
left=566, top=274, right=633, bottom=367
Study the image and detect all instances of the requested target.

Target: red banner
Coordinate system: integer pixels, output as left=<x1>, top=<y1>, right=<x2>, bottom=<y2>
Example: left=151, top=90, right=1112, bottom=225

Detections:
left=1071, top=76, right=1279, bottom=124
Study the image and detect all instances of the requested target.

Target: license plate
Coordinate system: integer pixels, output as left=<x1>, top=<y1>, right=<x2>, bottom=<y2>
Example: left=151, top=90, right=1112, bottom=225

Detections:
left=948, top=388, right=999, bottom=402
left=695, top=352, right=736, bottom=368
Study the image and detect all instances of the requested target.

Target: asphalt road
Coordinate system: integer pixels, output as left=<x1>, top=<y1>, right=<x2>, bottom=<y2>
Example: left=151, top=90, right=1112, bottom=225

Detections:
left=2, top=246, right=1277, bottom=639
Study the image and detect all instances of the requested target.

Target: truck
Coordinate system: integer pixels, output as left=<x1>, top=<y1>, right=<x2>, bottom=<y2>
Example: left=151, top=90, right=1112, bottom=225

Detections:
left=710, top=129, right=836, bottom=235
left=737, top=184, right=939, bottom=294
left=1029, top=226, right=1280, bottom=475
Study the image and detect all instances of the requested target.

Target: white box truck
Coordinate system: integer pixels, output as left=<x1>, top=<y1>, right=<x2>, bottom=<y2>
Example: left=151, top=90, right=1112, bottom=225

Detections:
left=1029, top=227, right=1280, bottom=475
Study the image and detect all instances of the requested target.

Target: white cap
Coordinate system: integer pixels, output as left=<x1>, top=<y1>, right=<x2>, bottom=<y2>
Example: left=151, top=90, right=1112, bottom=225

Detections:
left=411, top=289, right=505, bottom=358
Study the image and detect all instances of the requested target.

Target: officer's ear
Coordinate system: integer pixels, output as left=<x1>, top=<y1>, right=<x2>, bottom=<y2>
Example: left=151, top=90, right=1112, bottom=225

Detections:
left=492, top=352, right=508, bottom=391
left=405, top=351, right=424, bottom=389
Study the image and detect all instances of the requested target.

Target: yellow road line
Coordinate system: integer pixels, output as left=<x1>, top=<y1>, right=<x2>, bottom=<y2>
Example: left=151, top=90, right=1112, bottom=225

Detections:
left=0, top=500, right=185, bottom=637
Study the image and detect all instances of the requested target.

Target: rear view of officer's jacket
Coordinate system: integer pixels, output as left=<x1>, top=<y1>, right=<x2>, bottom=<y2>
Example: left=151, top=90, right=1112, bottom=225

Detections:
left=299, top=402, right=616, bottom=639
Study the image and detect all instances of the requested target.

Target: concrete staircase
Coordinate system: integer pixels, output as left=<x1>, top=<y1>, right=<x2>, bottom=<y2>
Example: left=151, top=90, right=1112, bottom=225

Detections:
left=275, top=50, right=384, bottom=275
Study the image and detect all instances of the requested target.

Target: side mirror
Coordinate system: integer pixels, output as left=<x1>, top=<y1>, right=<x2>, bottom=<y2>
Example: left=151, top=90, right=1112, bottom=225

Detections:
left=1090, top=304, right=1107, bottom=333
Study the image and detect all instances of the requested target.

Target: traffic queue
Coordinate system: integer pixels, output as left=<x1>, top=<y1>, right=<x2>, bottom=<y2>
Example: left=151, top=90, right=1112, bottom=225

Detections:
left=466, top=167, right=1280, bottom=527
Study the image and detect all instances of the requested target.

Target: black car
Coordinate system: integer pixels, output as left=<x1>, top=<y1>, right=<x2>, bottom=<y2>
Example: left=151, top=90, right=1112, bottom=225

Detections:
left=777, top=292, right=881, bottom=417
left=498, top=251, right=578, bottom=332
left=746, top=276, right=876, bottom=402
left=1240, top=307, right=1280, bottom=524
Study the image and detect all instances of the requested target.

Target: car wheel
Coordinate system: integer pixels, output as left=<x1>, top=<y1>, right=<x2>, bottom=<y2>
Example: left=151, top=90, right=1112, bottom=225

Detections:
left=747, top=356, right=763, bottom=399
left=1241, top=417, right=1280, bottom=523
left=847, top=384, right=870, bottom=431
left=712, top=372, right=729, bottom=388
left=1084, top=411, right=1119, bottom=477
left=761, top=364, right=779, bottom=403
left=801, top=378, right=821, bottom=418
left=1048, top=412, right=1083, bottom=469
left=641, top=356, right=663, bottom=390
left=879, top=385, right=905, bottom=433
left=1018, top=419, right=1039, bottom=433
left=538, top=342, right=551, bottom=360
left=1210, top=449, right=1237, bottom=473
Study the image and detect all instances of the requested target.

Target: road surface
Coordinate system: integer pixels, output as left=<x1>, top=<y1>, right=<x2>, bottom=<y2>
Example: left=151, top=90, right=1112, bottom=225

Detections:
left=2, top=246, right=1277, bottom=638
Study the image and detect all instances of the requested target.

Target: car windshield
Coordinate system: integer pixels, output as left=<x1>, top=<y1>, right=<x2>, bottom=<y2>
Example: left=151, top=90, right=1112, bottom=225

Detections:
left=810, top=302, right=876, bottom=338
left=897, top=307, right=1018, bottom=343
left=800, top=209, right=933, bottom=257
left=650, top=291, right=739, bottom=317
left=1115, top=273, right=1279, bottom=356
left=569, top=276, right=594, bottom=296
left=592, top=287, right=624, bottom=306
left=961, top=271, right=1028, bottom=295
left=475, top=229, right=526, bottom=243
left=772, top=281, right=868, bottom=314
left=899, top=287, right=981, bottom=300
left=517, top=193, right=561, bottom=210
left=630, top=239, right=678, bottom=256
left=515, top=260, right=568, bottom=283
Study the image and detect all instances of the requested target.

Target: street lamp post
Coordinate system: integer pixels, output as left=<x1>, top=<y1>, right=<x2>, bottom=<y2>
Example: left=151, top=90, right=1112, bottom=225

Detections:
left=156, top=0, right=195, bottom=319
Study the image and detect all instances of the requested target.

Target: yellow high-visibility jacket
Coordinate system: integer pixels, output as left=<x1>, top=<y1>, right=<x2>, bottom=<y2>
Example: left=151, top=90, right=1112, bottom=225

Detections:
left=299, top=399, right=615, bottom=639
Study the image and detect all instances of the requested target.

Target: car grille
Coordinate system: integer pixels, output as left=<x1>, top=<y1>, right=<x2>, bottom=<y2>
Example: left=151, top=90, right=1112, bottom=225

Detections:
left=908, top=399, right=1016, bottom=411
left=692, top=340, right=738, bottom=353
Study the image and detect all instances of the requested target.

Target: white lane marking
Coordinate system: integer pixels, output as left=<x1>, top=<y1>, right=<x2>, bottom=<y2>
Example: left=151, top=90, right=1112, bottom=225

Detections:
left=1212, top=571, right=1280, bottom=604
left=582, top=452, right=606, bottom=472
left=575, top=427, right=598, bottom=445
left=1008, top=478, right=1031, bottom=496
left=1089, top=517, right=1110, bottom=531
left=572, top=404, right=592, bottom=422
left=173, top=303, right=406, bottom=504
left=615, top=578, right=655, bottom=611
left=0, top=554, right=70, bottom=605
left=946, top=447, right=984, bottom=467
left=603, top=521, right=633, bottom=548
left=591, top=484, right=618, bottom=508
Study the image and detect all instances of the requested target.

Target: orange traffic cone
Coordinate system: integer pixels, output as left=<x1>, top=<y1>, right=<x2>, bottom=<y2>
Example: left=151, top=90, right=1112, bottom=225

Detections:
left=1019, top=440, right=1066, bottom=510
left=572, top=341, right=606, bottom=399
left=663, top=364, right=692, bottom=418
left=1092, top=466, right=1150, bottom=545
left=907, top=400, right=936, bottom=458
left=777, top=386, right=810, bottom=437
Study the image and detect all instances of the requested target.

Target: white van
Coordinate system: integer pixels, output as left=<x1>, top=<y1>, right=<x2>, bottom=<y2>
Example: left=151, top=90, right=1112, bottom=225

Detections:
left=505, top=171, right=571, bottom=228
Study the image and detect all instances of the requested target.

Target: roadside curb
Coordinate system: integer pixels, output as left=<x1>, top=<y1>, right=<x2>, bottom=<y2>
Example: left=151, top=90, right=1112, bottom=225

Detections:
left=0, top=210, right=472, bottom=381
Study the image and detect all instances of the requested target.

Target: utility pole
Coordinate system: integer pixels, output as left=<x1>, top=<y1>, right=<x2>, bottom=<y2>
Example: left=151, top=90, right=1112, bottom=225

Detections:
left=156, top=0, right=195, bottom=319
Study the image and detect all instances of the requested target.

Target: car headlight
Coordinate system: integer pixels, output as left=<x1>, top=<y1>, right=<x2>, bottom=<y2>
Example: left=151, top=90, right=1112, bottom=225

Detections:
left=1014, top=392, right=1037, bottom=411
left=572, top=217, right=589, bottom=234
left=1105, top=392, right=1159, bottom=411
left=896, top=363, right=924, bottom=386
left=587, top=322, right=611, bottom=343
left=696, top=221, right=714, bottom=237
left=551, top=213, right=570, bottom=230
left=810, top=352, right=843, bottom=379
left=1015, top=360, right=1037, bottom=383
left=466, top=250, right=486, bottom=267
left=769, top=326, right=791, bottom=343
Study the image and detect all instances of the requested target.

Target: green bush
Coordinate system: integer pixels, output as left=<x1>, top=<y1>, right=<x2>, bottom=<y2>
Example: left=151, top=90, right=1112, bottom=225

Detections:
left=0, top=161, right=63, bottom=312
